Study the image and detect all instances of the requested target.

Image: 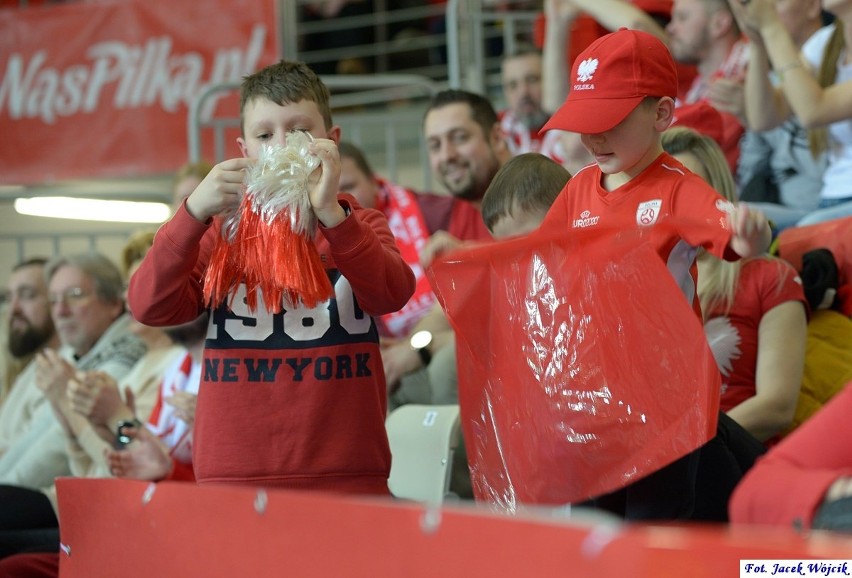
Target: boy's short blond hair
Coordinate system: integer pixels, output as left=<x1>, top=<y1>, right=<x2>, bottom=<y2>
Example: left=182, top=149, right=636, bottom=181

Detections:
left=481, top=153, right=570, bottom=231
left=239, top=60, right=332, bottom=134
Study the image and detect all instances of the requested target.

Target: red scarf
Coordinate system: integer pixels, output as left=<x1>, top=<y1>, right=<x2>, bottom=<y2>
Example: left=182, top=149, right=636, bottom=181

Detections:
left=374, top=178, right=436, bottom=338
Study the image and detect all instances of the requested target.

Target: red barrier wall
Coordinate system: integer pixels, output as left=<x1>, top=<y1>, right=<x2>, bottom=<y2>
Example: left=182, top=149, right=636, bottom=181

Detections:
left=56, top=478, right=852, bottom=577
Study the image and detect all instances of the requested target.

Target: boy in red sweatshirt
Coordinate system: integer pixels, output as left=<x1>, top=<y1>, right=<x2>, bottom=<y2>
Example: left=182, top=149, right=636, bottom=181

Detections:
left=127, top=60, right=415, bottom=495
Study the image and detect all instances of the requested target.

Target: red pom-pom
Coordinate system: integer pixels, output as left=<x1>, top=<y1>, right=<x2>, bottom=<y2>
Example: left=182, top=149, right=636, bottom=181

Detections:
left=203, top=136, right=334, bottom=313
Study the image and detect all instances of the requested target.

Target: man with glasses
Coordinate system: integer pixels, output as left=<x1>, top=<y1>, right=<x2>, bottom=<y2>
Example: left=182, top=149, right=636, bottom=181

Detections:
left=0, top=253, right=147, bottom=559
left=0, top=259, right=60, bottom=457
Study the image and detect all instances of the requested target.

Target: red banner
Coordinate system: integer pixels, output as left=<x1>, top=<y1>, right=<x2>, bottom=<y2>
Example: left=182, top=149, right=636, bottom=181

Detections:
left=0, top=0, right=279, bottom=185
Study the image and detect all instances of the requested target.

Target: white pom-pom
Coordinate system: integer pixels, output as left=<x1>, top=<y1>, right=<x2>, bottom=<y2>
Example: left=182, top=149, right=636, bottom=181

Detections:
left=241, top=131, right=321, bottom=235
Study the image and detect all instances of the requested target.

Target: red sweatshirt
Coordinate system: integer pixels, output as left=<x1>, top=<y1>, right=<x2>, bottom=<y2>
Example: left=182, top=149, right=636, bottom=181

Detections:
left=128, top=197, right=415, bottom=495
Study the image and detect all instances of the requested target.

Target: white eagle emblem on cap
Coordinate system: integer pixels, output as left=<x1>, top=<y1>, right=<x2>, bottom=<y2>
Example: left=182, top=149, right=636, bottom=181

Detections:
left=577, top=58, right=599, bottom=82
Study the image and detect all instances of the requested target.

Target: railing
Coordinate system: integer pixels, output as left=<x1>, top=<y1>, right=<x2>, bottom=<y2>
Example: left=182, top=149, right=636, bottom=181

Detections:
left=188, top=74, right=441, bottom=191
left=446, top=0, right=540, bottom=96
left=280, top=1, right=450, bottom=81
left=278, top=0, right=543, bottom=102
left=0, top=230, right=138, bottom=265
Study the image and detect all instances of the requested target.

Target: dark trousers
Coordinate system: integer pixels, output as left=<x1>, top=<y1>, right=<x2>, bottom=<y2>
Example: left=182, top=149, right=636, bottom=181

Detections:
left=581, top=412, right=765, bottom=521
left=692, top=412, right=766, bottom=522
left=583, top=448, right=700, bottom=521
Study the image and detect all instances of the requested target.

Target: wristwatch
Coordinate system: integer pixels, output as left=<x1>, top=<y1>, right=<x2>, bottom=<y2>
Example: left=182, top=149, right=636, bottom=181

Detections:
left=115, top=418, right=143, bottom=449
left=409, top=330, right=433, bottom=367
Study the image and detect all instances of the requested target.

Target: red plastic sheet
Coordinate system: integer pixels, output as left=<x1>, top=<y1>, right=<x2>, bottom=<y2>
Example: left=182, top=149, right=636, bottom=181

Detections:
left=429, top=226, right=720, bottom=510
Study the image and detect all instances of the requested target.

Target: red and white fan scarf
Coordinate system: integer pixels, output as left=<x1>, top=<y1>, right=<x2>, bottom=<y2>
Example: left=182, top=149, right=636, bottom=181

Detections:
left=146, top=352, right=201, bottom=464
left=374, top=178, right=436, bottom=338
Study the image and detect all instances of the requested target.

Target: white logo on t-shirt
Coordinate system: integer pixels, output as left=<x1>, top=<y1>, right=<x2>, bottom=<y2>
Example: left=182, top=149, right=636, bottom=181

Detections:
left=572, top=209, right=600, bottom=228
left=636, top=200, right=662, bottom=226
left=704, top=316, right=742, bottom=395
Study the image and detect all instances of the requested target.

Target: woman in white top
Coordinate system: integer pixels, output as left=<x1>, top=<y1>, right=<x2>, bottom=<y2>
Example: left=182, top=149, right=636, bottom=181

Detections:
left=732, top=0, right=852, bottom=226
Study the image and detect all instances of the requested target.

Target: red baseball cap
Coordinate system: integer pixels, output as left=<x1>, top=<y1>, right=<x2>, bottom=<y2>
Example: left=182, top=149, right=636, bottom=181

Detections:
left=671, top=101, right=725, bottom=149
left=542, top=28, right=678, bottom=135
left=633, top=0, right=673, bottom=17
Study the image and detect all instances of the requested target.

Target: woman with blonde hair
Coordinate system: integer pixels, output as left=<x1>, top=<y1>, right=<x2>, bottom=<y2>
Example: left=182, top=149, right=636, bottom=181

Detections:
left=663, top=126, right=809, bottom=444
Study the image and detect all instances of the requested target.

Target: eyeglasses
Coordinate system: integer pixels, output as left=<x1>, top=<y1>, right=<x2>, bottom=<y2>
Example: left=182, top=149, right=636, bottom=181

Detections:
left=48, top=287, right=94, bottom=307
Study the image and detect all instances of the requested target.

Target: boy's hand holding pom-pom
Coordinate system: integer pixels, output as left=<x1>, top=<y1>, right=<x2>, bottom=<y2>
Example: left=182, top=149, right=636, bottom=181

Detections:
left=204, top=131, right=335, bottom=313
left=307, top=138, right=347, bottom=228
left=185, top=157, right=252, bottom=222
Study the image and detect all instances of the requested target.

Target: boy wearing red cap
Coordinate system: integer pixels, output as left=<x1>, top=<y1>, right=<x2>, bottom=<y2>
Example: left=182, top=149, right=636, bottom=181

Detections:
left=540, top=28, right=769, bottom=317
left=538, top=28, right=770, bottom=520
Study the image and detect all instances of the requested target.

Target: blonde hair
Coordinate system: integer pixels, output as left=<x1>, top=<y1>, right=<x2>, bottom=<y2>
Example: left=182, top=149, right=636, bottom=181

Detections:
left=662, top=126, right=740, bottom=318
left=121, top=229, right=157, bottom=278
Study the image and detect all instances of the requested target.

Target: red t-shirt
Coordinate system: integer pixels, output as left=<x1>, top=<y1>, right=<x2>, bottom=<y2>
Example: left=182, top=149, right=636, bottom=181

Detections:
left=539, top=152, right=736, bottom=314
left=448, top=198, right=493, bottom=242
left=706, top=257, right=806, bottom=413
